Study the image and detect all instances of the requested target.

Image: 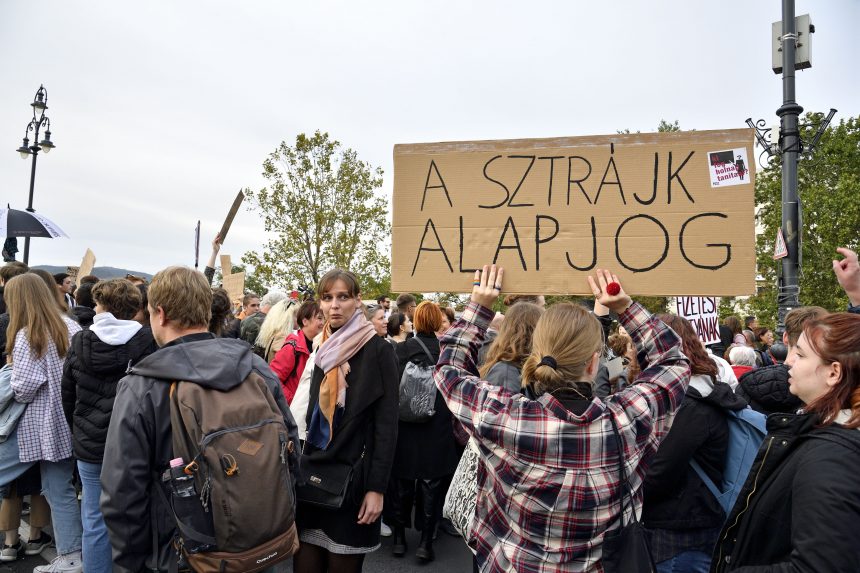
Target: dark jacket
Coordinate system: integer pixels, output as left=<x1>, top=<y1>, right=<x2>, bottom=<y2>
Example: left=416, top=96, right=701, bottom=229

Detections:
left=240, top=311, right=266, bottom=347
left=71, top=306, right=96, bottom=329
left=100, top=334, right=299, bottom=573
left=711, top=412, right=860, bottom=572
left=61, top=325, right=157, bottom=463
left=393, top=334, right=461, bottom=479
left=484, top=360, right=522, bottom=394
left=644, top=377, right=748, bottom=532
left=304, top=335, right=399, bottom=493
left=736, top=364, right=802, bottom=415
left=0, top=313, right=8, bottom=364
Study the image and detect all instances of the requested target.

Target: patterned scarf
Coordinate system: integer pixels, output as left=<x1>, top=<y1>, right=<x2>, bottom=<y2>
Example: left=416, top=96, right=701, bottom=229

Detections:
left=306, top=308, right=376, bottom=450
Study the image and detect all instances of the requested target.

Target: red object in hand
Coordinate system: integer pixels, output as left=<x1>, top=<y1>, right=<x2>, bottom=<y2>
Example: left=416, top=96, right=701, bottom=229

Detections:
left=606, top=282, right=621, bottom=296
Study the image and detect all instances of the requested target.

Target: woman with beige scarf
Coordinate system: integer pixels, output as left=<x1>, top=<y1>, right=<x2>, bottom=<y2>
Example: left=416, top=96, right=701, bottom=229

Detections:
left=293, top=269, right=400, bottom=573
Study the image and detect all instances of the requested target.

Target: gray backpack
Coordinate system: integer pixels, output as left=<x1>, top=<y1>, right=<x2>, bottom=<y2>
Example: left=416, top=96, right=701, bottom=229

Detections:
left=398, top=337, right=437, bottom=422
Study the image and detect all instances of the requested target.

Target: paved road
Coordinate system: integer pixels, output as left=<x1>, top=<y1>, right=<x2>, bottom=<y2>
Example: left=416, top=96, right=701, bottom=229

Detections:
left=278, top=527, right=474, bottom=573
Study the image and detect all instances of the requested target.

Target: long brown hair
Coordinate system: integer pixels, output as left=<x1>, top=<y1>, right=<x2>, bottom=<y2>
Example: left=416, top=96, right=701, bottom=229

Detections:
left=480, top=302, right=543, bottom=378
left=5, top=274, right=72, bottom=359
left=656, top=314, right=718, bottom=379
left=521, top=303, right=603, bottom=395
left=802, top=314, right=860, bottom=429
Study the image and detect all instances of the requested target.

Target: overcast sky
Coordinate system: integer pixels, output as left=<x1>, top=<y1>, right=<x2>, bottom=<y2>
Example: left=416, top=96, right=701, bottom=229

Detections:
left=1, top=1, right=857, bottom=277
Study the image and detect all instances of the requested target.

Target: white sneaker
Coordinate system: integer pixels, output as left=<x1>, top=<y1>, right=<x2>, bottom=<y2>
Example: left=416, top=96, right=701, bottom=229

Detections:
left=380, top=520, right=393, bottom=537
left=33, top=550, right=83, bottom=573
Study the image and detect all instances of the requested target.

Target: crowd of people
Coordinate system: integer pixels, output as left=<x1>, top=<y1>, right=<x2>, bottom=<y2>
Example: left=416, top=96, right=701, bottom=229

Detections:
left=0, top=240, right=857, bottom=573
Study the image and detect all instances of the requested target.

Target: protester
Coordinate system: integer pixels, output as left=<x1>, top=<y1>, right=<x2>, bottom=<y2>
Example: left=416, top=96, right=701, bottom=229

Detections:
left=502, top=294, right=546, bottom=308
left=744, top=315, right=758, bottom=331
left=30, top=270, right=69, bottom=317
left=728, top=345, right=757, bottom=379
left=752, top=326, right=774, bottom=366
left=60, top=279, right=157, bottom=573
left=241, top=290, right=288, bottom=352
left=436, top=306, right=453, bottom=337
left=293, top=269, right=398, bottom=573
left=100, top=267, right=299, bottom=572
left=256, top=298, right=298, bottom=362
left=478, top=302, right=543, bottom=394
left=723, top=316, right=744, bottom=346
left=436, top=265, right=690, bottom=571
left=643, top=314, right=748, bottom=573
left=202, top=233, right=222, bottom=286
left=132, top=284, right=149, bottom=326
left=53, top=273, right=75, bottom=311
left=0, top=467, right=51, bottom=562
left=0, top=263, right=29, bottom=364
left=391, top=301, right=460, bottom=562
left=607, top=332, right=638, bottom=392
left=386, top=312, right=412, bottom=344
left=70, top=282, right=96, bottom=329
left=736, top=306, right=827, bottom=415
left=270, top=300, right=323, bottom=404
left=395, top=294, right=417, bottom=322
left=238, top=292, right=261, bottom=320
left=367, top=305, right=388, bottom=338
left=376, top=295, right=392, bottom=319
left=209, top=287, right=240, bottom=338
left=713, top=312, right=860, bottom=572
left=2, top=273, right=84, bottom=573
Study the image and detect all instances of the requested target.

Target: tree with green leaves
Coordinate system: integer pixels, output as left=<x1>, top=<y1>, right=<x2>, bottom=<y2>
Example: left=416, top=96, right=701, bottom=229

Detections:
left=744, top=113, right=860, bottom=325
left=242, top=131, right=390, bottom=290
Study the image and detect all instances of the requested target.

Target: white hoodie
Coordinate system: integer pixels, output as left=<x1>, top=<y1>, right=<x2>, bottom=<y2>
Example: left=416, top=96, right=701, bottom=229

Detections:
left=89, top=312, right=143, bottom=346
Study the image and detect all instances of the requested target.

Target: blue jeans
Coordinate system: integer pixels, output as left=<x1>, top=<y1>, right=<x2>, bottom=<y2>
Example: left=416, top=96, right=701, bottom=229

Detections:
left=78, top=461, right=111, bottom=573
left=656, top=550, right=711, bottom=573
left=0, top=427, right=82, bottom=554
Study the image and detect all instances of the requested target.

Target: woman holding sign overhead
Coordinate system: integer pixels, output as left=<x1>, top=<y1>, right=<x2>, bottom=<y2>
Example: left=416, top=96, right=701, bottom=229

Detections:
left=435, top=264, right=691, bottom=572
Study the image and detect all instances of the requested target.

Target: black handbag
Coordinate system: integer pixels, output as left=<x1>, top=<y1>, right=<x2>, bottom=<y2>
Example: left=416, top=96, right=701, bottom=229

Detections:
left=295, top=455, right=354, bottom=509
left=602, top=415, right=657, bottom=573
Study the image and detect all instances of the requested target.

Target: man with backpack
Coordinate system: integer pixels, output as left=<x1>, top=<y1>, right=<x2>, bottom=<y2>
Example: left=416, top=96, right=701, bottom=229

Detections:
left=101, top=267, right=300, bottom=573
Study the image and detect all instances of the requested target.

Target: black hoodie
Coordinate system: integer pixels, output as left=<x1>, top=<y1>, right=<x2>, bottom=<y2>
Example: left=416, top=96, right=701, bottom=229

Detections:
left=100, top=334, right=299, bottom=573
left=643, top=376, right=749, bottom=537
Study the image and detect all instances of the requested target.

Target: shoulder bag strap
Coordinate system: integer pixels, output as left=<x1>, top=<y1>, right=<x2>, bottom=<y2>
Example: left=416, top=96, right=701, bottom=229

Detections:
left=412, top=336, right=435, bottom=364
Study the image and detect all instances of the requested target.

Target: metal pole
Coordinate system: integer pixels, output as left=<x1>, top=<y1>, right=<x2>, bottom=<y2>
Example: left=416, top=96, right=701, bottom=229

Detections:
left=22, top=147, right=39, bottom=265
left=775, top=0, right=803, bottom=336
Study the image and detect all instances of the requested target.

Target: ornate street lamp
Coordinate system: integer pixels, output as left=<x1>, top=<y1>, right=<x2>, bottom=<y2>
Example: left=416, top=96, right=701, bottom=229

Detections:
left=15, top=85, right=56, bottom=264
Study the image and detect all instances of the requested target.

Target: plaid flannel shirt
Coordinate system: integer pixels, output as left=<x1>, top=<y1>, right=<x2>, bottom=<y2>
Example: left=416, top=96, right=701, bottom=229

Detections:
left=436, top=301, right=690, bottom=573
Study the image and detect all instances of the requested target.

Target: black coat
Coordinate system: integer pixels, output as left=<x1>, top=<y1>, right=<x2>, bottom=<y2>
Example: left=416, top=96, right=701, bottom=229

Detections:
left=711, top=412, right=860, bottom=572
left=71, top=306, right=96, bottom=329
left=393, top=334, right=461, bottom=479
left=736, top=364, right=802, bottom=415
left=61, top=325, right=158, bottom=463
left=643, top=379, right=748, bottom=532
left=303, top=335, right=400, bottom=494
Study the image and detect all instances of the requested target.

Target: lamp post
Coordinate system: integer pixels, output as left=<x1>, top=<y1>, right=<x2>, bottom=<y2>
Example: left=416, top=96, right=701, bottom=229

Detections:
left=15, top=85, right=56, bottom=265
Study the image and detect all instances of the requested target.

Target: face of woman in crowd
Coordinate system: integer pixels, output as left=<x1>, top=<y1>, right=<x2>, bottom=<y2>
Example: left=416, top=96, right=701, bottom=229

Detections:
left=786, top=332, right=842, bottom=404
left=320, top=279, right=361, bottom=329
left=371, top=308, right=387, bottom=337
left=437, top=315, right=451, bottom=337
left=761, top=330, right=775, bottom=346
left=303, top=312, right=325, bottom=339
left=401, top=315, right=413, bottom=335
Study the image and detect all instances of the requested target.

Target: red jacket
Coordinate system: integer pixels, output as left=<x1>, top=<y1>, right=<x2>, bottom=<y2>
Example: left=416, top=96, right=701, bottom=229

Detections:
left=269, top=331, right=310, bottom=404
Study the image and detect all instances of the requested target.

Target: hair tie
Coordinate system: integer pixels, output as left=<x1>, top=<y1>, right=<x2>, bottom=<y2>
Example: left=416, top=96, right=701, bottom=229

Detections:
left=538, top=356, right=557, bottom=370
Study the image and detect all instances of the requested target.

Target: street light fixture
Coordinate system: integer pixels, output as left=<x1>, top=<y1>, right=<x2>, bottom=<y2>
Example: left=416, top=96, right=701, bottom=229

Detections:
left=14, top=84, right=56, bottom=264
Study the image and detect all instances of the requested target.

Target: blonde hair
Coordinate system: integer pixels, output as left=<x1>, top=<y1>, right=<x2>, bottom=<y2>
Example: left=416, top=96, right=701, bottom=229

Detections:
left=521, top=303, right=603, bottom=395
left=480, top=302, right=543, bottom=379
left=5, top=274, right=72, bottom=359
left=256, top=299, right=297, bottom=350
left=148, top=267, right=212, bottom=329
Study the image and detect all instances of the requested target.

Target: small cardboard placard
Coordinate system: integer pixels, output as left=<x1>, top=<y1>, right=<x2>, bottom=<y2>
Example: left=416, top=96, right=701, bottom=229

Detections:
left=78, top=249, right=96, bottom=279
left=676, top=296, right=721, bottom=345
left=222, top=272, right=245, bottom=302
left=392, top=129, right=756, bottom=295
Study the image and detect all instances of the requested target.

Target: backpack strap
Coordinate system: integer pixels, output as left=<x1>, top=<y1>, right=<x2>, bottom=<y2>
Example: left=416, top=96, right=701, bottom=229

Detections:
left=689, top=458, right=724, bottom=500
left=412, top=337, right=435, bottom=364
left=283, top=338, right=300, bottom=381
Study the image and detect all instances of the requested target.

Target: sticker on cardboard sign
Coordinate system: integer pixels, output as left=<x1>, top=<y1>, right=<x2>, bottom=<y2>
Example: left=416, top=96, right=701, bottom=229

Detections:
left=708, top=148, right=750, bottom=188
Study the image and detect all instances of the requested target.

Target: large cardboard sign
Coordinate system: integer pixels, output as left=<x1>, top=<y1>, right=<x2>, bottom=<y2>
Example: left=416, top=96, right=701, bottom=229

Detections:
left=222, top=272, right=245, bottom=303
left=392, top=129, right=756, bottom=295
left=676, top=296, right=721, bottom=345
left=78, top=249, right=96, bottom=279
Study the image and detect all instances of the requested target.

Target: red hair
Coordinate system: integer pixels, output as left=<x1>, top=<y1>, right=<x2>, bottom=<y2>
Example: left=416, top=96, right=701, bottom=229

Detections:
left=656, top=314, right=718, bottom=379
left=802, top=313, right=860, bottom=429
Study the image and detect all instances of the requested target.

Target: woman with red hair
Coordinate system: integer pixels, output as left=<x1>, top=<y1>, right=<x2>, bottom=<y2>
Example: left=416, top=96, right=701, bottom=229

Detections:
left=712, top=312, right=860, bottom=572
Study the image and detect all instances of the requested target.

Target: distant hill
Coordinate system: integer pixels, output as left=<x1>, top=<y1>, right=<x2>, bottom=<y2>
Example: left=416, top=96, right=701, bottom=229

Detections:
left=33, top=265, right=154, bottom=281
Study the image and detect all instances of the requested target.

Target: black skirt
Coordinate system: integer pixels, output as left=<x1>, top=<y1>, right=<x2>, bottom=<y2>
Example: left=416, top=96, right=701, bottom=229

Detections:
left=296, top=492, right=381, bottom=553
